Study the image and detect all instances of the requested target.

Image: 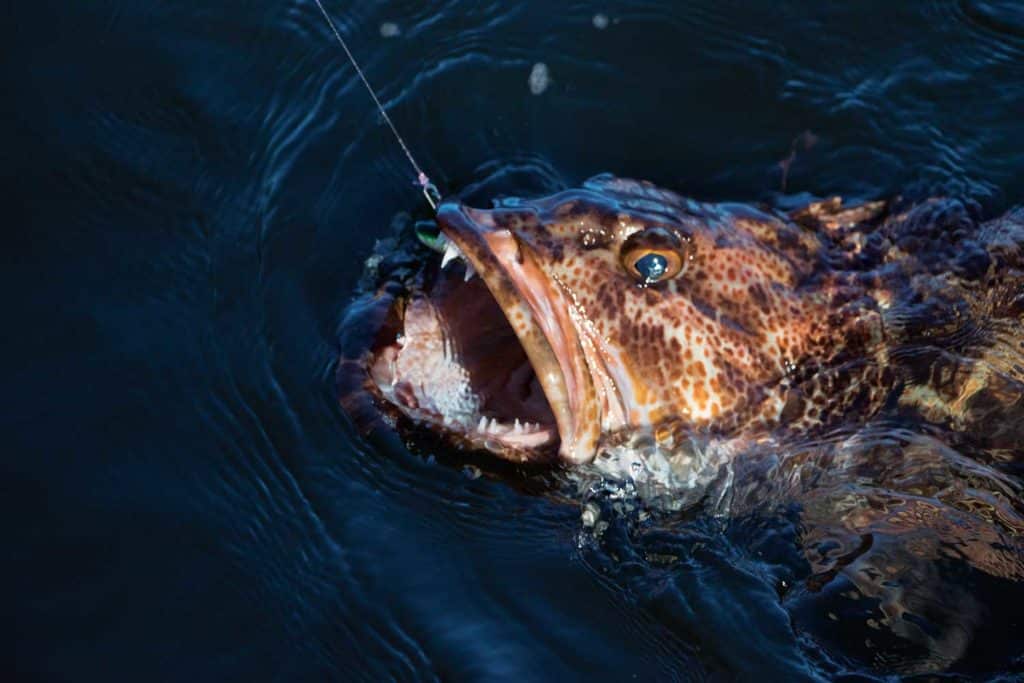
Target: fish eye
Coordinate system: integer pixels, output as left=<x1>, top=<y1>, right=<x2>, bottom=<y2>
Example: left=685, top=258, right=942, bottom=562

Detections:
left=620, top=227, right=690, bottom=285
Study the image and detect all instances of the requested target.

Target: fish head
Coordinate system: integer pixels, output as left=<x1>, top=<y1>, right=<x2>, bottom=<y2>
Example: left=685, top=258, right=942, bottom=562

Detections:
left=358, top=175, right=843, bottom=466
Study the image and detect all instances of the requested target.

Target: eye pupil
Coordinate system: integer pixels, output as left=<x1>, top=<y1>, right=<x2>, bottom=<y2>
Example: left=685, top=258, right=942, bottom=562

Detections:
left=634, top=253, right=668, bottom=283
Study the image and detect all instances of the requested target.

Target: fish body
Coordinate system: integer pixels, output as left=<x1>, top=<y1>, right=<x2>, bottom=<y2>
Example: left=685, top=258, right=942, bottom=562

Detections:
left=335, top=175, right=1024, bottom=673
left=338, top=175, right=1024, bottom=470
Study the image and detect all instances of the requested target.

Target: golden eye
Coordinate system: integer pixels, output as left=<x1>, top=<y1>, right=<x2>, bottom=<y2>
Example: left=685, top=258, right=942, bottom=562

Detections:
left=620, top=227, right=691, bottom=285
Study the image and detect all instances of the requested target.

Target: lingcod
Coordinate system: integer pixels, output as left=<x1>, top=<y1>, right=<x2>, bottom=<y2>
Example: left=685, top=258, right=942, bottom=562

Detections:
left=336, top=174, right=1024, bottom=673
left=338, top=174, right=1024, bottom=471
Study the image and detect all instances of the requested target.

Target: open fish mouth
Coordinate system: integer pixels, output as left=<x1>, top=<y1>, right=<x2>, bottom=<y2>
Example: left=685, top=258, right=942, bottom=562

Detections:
left=367, top=201, right=600, bottom=464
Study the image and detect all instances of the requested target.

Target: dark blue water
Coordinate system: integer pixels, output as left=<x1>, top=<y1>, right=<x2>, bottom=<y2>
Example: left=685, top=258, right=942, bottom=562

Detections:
left=7, top=1, right=1024, bottom=680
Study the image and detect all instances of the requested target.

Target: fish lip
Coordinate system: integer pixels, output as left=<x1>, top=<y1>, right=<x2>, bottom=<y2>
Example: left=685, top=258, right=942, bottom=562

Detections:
left=436, top=201, right=600, bottom=465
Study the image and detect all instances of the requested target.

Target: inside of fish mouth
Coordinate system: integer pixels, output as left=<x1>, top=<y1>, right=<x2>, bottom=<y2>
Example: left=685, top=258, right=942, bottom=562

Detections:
left=370, top=257, right=559, bottom=453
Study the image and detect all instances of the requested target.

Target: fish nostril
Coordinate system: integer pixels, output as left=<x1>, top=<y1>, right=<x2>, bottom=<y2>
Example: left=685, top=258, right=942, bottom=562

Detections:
left=578, top=227, right=611, bottom=250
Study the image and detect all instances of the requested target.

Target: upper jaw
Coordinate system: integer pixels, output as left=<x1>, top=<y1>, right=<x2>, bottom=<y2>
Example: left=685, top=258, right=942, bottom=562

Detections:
left=436, top=201, right=601, bottom=465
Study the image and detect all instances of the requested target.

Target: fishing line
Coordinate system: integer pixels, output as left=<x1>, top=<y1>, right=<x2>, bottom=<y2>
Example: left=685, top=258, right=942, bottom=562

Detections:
left=311, top=0, right=441, bottom=210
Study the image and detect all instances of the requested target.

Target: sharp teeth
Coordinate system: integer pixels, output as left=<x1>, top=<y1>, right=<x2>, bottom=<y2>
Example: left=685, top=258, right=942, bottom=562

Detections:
left=441, top=242, right=461, bottom=269
left=463, top=261, right=477, bottom=282
left=513, top=419, right=522, bottom=433
left=477, top=416, right=487, bottom=432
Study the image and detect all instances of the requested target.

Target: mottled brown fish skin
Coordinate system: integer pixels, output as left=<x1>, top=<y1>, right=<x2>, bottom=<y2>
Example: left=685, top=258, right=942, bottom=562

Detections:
left=437, top=176, right=889, bottom=462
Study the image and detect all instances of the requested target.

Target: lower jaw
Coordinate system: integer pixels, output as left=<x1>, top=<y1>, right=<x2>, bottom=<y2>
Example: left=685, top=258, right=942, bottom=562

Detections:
left=371, top=374, right=559, bottom=458
left=374, top=395, right=561, bottom=463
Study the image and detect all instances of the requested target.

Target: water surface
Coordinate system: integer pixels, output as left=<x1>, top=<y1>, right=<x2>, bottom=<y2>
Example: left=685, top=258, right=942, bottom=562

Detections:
left=7, top=1, right=1024, bottom=680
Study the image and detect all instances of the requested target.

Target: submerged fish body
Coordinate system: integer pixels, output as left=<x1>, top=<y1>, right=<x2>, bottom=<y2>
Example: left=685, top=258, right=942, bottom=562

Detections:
left=338, top=174, right=1024, bottom=475
left=337, top=177, right=1024, bottom=669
